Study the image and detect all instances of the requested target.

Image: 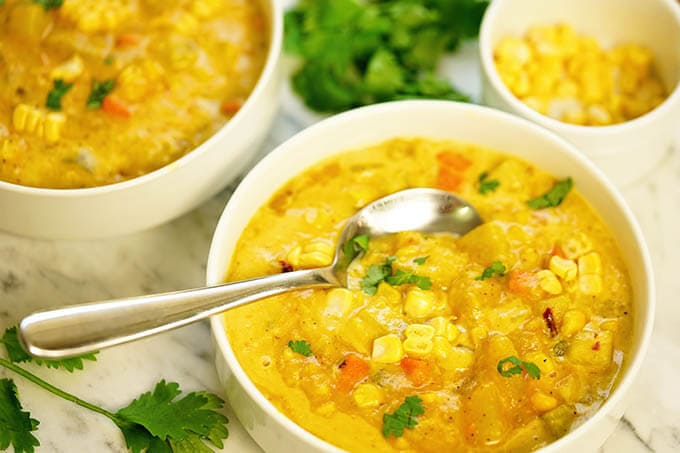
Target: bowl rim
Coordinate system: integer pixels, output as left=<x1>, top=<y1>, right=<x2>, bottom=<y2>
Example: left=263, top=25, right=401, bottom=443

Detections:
left=478, top=0, right=680, bottom=141
left=0, top=0, right=283, bottom=197
left=208, top=100, right=655, bottom=453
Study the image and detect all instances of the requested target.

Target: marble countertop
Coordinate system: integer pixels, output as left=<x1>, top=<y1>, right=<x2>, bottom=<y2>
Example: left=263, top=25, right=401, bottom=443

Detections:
left=1, top=46, right=679, bottom=453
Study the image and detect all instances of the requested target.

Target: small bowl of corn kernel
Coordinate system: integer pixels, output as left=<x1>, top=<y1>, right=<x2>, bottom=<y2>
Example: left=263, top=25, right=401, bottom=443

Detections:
left=479, top=0, right=680, bottom=185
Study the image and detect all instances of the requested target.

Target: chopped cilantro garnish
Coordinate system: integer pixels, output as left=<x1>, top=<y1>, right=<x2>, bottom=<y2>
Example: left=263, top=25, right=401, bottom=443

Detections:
left=104, top=56, right=115, bottom=65
left=360, top=257, right=395, bottom=295
left=385, top=269, right=432, bottom=290
left=33, top=0, right=62, bottom=9
left=342, top=234, right=370, bottom=267
left=1, top=327, right=97, bottom=372
left=288, top=340, right=312, bottom=357
left=382, top=395, right=424, bottom=438
left=478, top=171, right=500, bottom=195
left=475, top=261, right=506, bottom=281
left=527, top=177, right=573, bottom=209
left=497, top=356, right=541, bottom=379
left=45, top=79, right=73, bottom=111
left=412, top=256, right=429, bottom=265
left=361, top=256, right=430, bottom=294
left=86, top=79, right=115, bottom=109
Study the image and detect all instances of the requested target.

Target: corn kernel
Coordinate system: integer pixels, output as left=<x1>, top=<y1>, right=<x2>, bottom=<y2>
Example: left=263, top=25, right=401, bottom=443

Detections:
left=372, top=334, right=404, bottom=364
left=286, top=246, right=301, bottom=267
left=403, top=336, right=433, bottom=358
left=405, top=324, right=435, bottom=340
left=531, top=392, right=559, bottom=412
left=587, top=104, right=613, bottom=126
left=537, top=270, right=562, bottom=295
left=427, top=316, right=449, bottom=337
left=456, top=330, right=475, bottom=350
left=470, top=326, right=488, bottom=347
left=12, top=104, right=32, bottom=131
left=50, top=55, right=84, bottom=82
left=525, top=352, right=556, bottom=375
left=549, top=256, right=577, bottom=281
left=403, top=288, right=436, bottom=318
left=44, top=113, right=66, bottom=143
left=579, top=274, right=602, bottom=295
left=352, top=383, right=384, bottom=408
left=447, top=346, right=475, bottom=370
left=578, top=252, right=602, bottom=275
left=561, top=310, right=587, bottom=337
left=324, top=288, right=354, bottom=319
left=298, top=240, right=334, bottom=268
left=495, top=36, right=533, bottom=66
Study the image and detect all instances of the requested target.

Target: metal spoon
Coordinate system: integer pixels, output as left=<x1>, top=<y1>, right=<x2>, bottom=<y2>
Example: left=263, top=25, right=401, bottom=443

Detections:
left=19, top=188, right=482, bottom=359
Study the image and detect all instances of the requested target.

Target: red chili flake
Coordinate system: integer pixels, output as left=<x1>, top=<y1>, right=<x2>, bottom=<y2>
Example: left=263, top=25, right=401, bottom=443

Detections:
left=592, top=341, right=601, bottom=351
left=543, top=307, right=558, bottom=337
left=279, top=260, right=294, bottom=273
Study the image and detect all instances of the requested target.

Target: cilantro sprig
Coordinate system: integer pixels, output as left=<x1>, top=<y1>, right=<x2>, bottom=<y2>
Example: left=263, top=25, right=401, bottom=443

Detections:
left=382, top=395, right=424, bottom=438
left=478, top=171, right=500, bottom=195
left=284, top=0, right=488, bottom=112
left=46, top=79, right=73, bottom=111
left=412, top=256, right=429, bottom=265
left=497, top=356, right=541, bottom=379
left=475, top=261, right=506, bottom=281
left=0, top=326, right=229, bottom=452
left=288, top=340, right=313, bottom=357
left=527, top=177, right=573, bottom=209
left=361, top=256, right=431, bottom=295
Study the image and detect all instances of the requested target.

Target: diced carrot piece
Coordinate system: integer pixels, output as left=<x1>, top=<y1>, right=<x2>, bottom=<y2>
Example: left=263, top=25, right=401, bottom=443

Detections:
left=436, top=151, right=472, bottom=172
left=436, top=166, right=463, bottom=191
left=400, top=357, right=432, bottom=387
left=221, top=99, right=243, bottom=116
left=102, top=95, right=131, bottom=118
left=336, top=354, right=370, bottom=391
left=507, top=270, right=538, bottom=295
left=116, top=33, right=143, bottom=48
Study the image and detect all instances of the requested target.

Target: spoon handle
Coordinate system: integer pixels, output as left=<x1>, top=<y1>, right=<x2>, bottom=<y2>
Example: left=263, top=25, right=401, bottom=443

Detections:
left=19, top=267, right=337, bottom=359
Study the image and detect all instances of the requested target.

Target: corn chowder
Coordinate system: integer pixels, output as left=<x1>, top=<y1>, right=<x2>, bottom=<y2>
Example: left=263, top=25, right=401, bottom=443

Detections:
left=0, top=0, right=268, bottom=188
left=223, top=138, right=633, bottom=452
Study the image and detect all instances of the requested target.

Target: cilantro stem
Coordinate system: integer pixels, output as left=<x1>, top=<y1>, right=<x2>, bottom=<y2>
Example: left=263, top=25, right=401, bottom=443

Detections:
left=0, top=358, right=120, bottom=422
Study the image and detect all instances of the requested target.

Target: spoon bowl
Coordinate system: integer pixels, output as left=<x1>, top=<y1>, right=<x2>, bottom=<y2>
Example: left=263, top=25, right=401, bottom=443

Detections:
left=19, top=188, right=481, bottom=359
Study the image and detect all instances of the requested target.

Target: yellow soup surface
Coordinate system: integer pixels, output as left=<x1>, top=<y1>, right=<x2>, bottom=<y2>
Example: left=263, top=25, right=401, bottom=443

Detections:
left=0, top=0, right=268, bottom=188
left=224, top=138, right=633, bottom=452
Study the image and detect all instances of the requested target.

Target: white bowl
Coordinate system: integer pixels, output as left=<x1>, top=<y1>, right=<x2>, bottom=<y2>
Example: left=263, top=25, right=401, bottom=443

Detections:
left=479, top=0, right=680, bottom=186
left=207, top=101, right=655, bottom=452
left=0, top=0, right=283, bottom=239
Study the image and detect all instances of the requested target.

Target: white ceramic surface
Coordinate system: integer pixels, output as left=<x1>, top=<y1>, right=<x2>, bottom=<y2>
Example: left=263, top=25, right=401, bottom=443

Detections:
left=0, top=0, right=283, bottom=240
left=479, top=0, right=680, bottom=186
left=207, top=100, right=655, bottom=453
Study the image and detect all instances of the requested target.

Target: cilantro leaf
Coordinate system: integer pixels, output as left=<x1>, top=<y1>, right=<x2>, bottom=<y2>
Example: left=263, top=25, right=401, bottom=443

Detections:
left=1, top=327, right=97, bottom=372
left=413, top=256, right=429, bottom=265
left=497, top=356, right=541, bottom=379
left=115, top=380, right=229, bottom=448
left=382, top=395, right=424, bottom=438
left=0, top=379, right=40, bottom=453
left=527, top=178, right=573, bottom=209
left=478, top=171, right=500, bottom=195
left=86, top=79, right=115, bottom=109
left=46, top=79, right=73, bottom=110
left=475, top=261, right=506, bottom=281
left=385, top=269, right=432, bottom=290
left=288, top=340, right=312, bottom=357
left=342, top=233, right=370, bottom=267
left=33, top=0, right=62, bottom=9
